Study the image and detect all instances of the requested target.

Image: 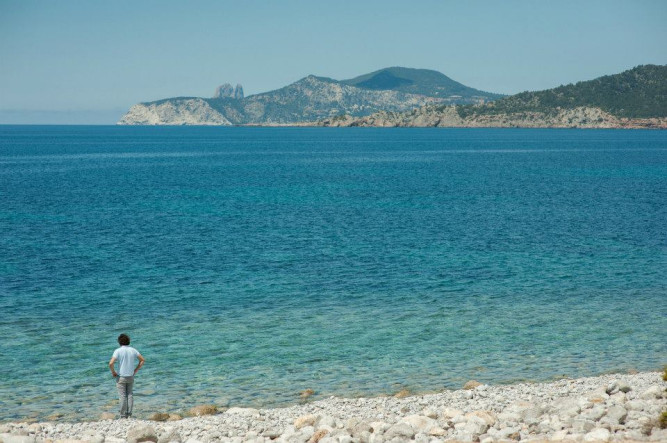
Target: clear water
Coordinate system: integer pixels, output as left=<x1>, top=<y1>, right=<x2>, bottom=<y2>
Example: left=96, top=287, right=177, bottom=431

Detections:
left=0, top=126, right=665, bottom=422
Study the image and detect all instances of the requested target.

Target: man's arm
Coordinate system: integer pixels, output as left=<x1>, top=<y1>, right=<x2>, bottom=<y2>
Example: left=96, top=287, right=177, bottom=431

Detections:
left=134, top=353, right=145, bottom=375
left=109, top=357, right=117, bottom=377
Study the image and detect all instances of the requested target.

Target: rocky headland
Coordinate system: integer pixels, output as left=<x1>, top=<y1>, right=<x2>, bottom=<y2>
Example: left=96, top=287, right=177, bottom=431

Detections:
left=1, top=371, right=665, bottom=443
left=117, top=68, right=501, bottom=126
left=118, top=76, right=452, bottom=126
left=118, top=99, right=231, bottom=126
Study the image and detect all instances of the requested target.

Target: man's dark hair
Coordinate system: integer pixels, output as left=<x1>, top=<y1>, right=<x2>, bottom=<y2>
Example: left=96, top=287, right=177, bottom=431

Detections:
left=118, top=334, right=130, bottom=346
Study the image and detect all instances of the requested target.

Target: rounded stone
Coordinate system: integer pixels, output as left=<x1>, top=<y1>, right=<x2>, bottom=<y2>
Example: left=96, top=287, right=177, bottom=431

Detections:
left=584, top=427, right=611, bottom=442
left=127, top=424, right=158, bottom=443
left=294, top=414, right=320, bottom=430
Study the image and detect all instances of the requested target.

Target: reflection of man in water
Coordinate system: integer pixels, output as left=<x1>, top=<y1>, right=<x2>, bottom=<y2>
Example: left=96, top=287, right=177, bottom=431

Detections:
left=109, top=334, right=145, bottom=418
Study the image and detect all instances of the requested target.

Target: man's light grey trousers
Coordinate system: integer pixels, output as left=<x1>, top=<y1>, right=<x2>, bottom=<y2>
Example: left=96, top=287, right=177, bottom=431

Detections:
left=116, top=376, right=134, bottom=418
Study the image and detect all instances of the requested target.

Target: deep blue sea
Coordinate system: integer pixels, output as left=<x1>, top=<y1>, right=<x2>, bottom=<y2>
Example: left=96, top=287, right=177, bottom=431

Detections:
left=0, top=126, right=665, bottom=422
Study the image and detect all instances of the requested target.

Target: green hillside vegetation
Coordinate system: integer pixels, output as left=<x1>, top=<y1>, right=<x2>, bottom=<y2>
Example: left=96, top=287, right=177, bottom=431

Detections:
left=456, top=65, right=667, bottom=119
left=342, top=67, right=504, bottom=100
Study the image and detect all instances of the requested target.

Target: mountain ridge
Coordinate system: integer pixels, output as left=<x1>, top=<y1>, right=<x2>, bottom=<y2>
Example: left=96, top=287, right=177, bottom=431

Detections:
left=118, top=67, right=501, bottom=125
left=341, top=67, right=503, bottom=100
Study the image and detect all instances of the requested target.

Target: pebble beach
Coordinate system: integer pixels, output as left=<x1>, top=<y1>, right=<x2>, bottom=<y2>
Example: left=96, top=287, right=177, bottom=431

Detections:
left=1, top=371, right=665, bottom=443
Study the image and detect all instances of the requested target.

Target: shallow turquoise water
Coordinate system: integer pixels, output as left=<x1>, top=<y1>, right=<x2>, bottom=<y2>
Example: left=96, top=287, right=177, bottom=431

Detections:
left=0, top=126, right=665, bottom=422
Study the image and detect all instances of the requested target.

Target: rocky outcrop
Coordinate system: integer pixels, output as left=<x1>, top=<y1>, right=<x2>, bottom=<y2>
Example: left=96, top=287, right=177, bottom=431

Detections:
left=213, top=83, right=244, bottom=99
left=213, top=83, right=234, bottom=99
left=118, top=98, right=232, bottom=126
left=317, top=105, right=667, bottom=129
left=233, top=84, right=244, bottom=99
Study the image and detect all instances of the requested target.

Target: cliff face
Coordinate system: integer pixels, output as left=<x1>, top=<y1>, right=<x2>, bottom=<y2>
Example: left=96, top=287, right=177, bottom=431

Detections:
left=318, top=106, right=667, bottom=129
left=118, top=98, right=232, bottom=126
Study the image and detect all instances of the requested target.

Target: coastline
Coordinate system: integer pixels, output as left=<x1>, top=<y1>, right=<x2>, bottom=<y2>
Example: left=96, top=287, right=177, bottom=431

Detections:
left=2, top=371, right=664, bottom=443
left=116, top=118, right=667, bottom=129
left=313, top=107, right=667, bottom=129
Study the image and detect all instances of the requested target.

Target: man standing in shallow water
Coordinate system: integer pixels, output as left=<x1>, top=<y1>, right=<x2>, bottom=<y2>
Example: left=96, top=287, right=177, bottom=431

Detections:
left=109, top=334, right=145, bottom=418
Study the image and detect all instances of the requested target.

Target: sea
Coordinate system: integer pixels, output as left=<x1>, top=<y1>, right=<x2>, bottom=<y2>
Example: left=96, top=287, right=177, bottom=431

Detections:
left=0, top=126, right=665, bottom=422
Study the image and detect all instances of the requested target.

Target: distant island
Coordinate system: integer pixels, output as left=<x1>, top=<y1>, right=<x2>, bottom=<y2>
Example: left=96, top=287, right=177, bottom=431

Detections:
left=118, top=67, right=503, bottom=125
left=118, top=65, right=667, bottom=128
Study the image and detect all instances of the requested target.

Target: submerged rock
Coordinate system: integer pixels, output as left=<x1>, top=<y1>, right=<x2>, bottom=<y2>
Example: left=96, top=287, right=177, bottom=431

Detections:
left=463, top=380, right=482, bottom=390
left=149, top=413, right=170, bottom=422
left=394, top=388, right=411, bottom=398
left=300, top=389, right=315, bottom=400
left=187, top=405, right=218, bottom=416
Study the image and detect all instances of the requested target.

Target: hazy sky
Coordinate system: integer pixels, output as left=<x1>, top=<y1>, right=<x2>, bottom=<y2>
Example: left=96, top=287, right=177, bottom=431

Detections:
left=1, top=0, right=666, bottom=123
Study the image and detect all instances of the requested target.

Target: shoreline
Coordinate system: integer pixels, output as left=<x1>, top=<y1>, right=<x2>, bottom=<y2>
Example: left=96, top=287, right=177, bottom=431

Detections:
left=2, top=371, right=664, bottom=442
left=115, top=122, right=667, bottom=129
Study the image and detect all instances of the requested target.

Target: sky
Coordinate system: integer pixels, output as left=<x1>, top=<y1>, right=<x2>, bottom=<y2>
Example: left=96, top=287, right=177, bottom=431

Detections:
left=1, top=0, right=666, bottom=124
